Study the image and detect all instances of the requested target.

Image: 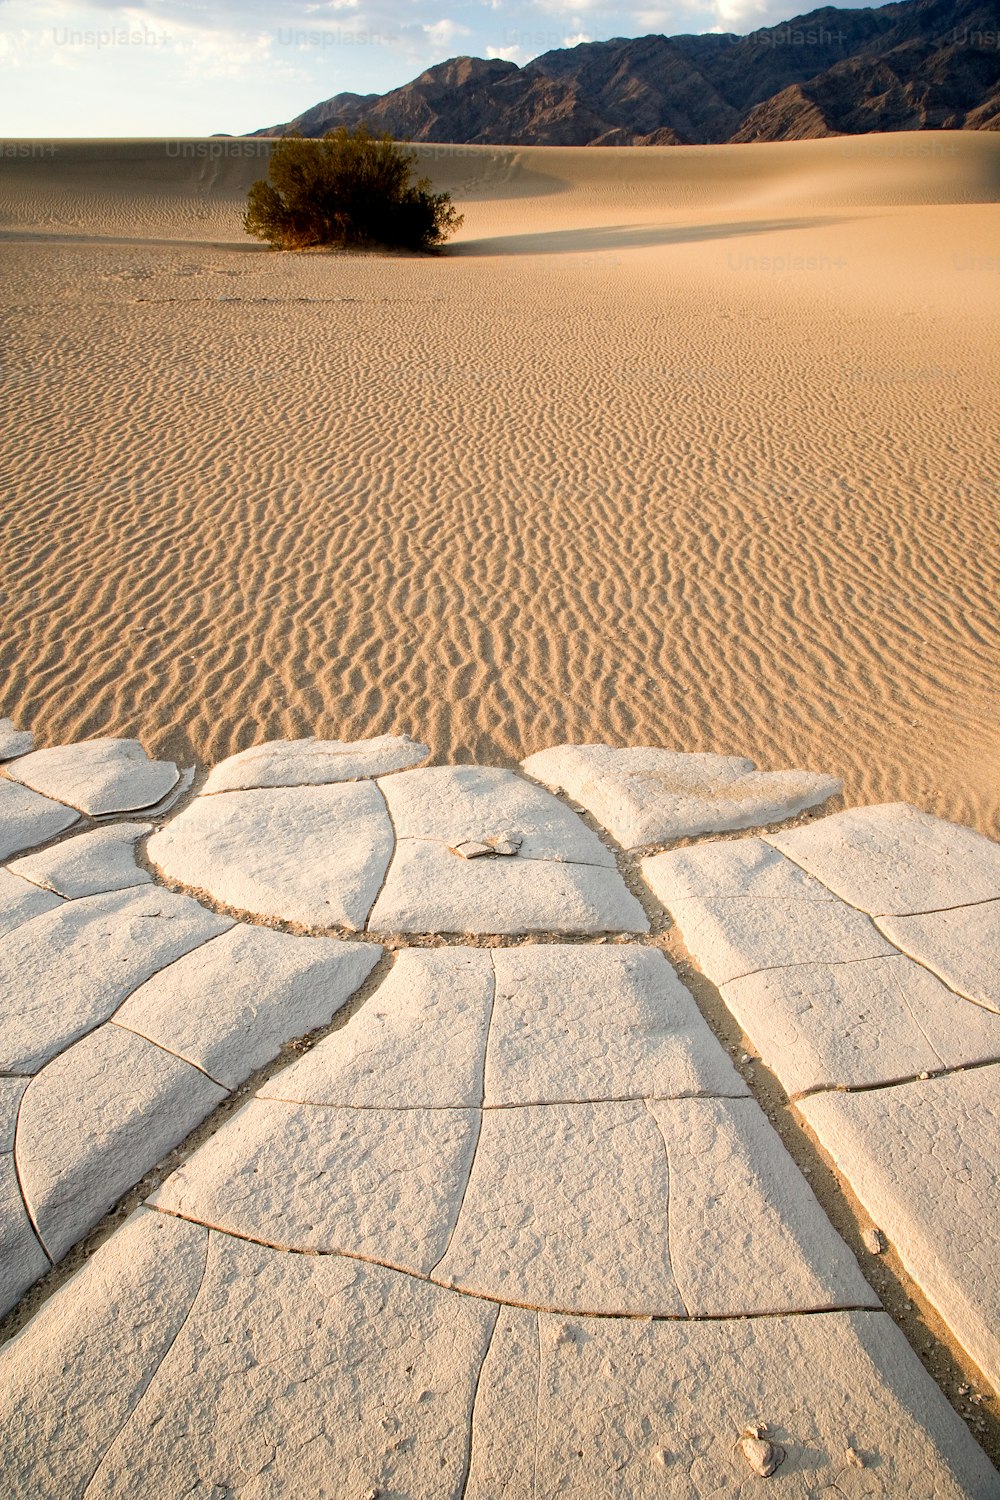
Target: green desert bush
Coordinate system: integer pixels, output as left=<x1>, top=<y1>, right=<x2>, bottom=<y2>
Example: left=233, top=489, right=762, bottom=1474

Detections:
left=243, top=125, right=463, bottom=253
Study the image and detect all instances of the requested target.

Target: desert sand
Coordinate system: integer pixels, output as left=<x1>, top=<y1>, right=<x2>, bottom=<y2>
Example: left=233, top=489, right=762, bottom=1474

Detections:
left=1, top=133, right=997, bottom=833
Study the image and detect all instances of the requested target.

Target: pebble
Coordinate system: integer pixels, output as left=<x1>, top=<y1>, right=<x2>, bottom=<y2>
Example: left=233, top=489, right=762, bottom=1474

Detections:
left=450, top=831, right=524, bottom=859
left=739, top=1425, right=783, bottom=1477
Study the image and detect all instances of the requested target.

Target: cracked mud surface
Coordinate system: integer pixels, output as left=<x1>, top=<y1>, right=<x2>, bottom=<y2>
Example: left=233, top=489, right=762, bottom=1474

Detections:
left=1, top=728, right=997, bottom=1494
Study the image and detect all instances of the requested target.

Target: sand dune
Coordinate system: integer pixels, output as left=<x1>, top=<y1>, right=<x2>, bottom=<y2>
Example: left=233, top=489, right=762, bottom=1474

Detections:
left=1, top=133, right=997, bottom=834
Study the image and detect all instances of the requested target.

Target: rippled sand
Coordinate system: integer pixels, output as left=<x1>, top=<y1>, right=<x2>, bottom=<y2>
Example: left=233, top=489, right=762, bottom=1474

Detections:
left=1, top=134, right=997, bottom=833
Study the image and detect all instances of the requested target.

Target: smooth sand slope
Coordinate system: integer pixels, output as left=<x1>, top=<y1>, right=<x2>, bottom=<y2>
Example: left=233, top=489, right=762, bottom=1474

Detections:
left=1, top=134, right=998, bottom=833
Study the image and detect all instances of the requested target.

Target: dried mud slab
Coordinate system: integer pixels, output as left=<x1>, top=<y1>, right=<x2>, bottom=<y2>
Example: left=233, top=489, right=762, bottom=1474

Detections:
left=800, top=1066, right=1000, bottom=1393
left=7, top=738, right=179, bottom=816
left=524, top=742, right=840, bottom=846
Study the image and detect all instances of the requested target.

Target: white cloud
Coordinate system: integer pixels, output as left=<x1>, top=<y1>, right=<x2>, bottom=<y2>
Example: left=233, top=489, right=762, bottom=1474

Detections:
left=535, top=0, right=608, bottom=14
left=169, top=25, right=279, bottom=81
left=0, top=27, right=37, bottom=66
left=562, top=31, right=592, bottom=45
left=421, top=17, right=471, bottom=50
left=713, top=0, right=772, bottom=22
left=486, top=42, right=529, bottom=63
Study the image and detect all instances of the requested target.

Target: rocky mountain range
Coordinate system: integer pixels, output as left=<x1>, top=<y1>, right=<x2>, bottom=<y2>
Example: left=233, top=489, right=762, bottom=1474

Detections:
left=254, top=0, right=1000, bottom=145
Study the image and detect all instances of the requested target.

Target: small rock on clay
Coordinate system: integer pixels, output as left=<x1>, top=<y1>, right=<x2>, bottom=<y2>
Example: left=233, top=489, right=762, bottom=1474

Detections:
left=739, top=1425, right=784, bottom=1477
left=863, top=1227, right=887, bottom=1255
left=491, top=831, right=523, bottom=856
left=450, top=832, right=523, bottom=860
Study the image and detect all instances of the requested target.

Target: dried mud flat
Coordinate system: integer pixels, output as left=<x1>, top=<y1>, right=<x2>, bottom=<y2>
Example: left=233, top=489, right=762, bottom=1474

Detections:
left=1, top=133, right=998, bottom=837
left=0, top=726, right=998, bottom=1495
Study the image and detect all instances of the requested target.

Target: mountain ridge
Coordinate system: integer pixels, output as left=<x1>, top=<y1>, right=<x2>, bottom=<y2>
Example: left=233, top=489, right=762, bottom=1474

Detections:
left=253, top=0, right=1000, bottom=145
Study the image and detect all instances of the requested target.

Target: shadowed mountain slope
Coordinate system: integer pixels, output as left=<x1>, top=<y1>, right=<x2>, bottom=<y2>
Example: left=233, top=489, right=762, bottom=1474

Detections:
left=254, top=0, right=1000, bottom=145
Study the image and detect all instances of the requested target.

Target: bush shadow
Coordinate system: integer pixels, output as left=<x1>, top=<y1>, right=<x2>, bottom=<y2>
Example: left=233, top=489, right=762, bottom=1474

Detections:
left=449, top=215, right=851, bottom=256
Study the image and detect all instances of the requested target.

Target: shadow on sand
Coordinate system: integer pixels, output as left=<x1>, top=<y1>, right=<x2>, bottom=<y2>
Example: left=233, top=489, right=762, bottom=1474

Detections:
left=448, top=215, right=850, bottom=256
left=0, top=215, right=852, bottom=259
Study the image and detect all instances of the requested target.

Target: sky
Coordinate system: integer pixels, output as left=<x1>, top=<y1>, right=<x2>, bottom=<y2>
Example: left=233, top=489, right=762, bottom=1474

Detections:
left=2, top=0, right=860, bottom=136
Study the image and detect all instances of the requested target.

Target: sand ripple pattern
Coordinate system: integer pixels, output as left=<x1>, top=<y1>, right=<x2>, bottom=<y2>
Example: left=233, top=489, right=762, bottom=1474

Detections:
left=1, top=136, right=998, bottom=835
